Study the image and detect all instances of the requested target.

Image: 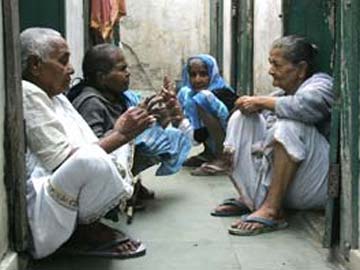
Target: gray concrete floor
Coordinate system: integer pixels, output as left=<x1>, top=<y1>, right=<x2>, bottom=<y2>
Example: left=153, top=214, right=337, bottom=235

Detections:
left=31, top=148, right=343, bottom=270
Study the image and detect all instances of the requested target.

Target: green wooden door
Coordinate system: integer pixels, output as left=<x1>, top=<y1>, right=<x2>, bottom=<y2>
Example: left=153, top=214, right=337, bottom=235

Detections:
left=19, top=0, right=65, bottom=34
left=283, top=0, right=334, bottom=74
left=337, top=0, right=360, bottom=258
left=283, top=0, right=339, bottom=248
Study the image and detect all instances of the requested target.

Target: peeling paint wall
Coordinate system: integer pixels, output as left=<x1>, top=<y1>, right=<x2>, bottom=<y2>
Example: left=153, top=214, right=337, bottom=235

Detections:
left=65, top=0, right=84, bottom=80
left=0, top=0, right=9, bottom=258
left=120, top=0, right=210, bottom=94
left=253, top=0, right=282, bottom=95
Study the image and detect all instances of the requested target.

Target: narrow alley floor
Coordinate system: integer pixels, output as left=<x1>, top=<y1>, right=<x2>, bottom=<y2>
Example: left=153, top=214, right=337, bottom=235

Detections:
left=31, top=147, right=343, bottom=270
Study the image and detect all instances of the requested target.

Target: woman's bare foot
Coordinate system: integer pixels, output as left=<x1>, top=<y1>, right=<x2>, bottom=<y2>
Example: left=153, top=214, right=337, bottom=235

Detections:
left=231, top=206, right=285, bottom=231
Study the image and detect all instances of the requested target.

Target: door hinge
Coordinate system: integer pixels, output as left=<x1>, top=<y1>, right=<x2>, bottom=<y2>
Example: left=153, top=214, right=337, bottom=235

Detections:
left=328, top=163, right=340, bottom=198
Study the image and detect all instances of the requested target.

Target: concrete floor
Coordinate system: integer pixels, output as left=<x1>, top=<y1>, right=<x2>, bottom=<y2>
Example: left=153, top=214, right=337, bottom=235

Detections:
left=31, top=149, right=343, bottom=270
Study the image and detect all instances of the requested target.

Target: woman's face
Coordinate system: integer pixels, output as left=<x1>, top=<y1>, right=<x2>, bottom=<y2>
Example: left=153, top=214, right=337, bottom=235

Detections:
left=102, top=50, right=130, bottom=94
left=268, top=48, right=305, bottom=94
left=189, top=59, right=210, bottom=91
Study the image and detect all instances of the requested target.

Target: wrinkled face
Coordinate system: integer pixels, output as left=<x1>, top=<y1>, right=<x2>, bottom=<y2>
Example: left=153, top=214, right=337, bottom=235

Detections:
left=102, top=50, right=130, bottom=93
left=268, top=48, right=303, bottom=93
left=189, top=59, right=210, bottom=91
left=36, top=38, right=74, bottom=96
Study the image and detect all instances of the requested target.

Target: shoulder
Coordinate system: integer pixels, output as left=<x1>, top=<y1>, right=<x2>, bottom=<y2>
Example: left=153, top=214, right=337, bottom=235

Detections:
left=22, top=80, right=52, bottom=105
left=72, top=87, right=107, bottom=110
left=300, top=72, right=333, bottom=92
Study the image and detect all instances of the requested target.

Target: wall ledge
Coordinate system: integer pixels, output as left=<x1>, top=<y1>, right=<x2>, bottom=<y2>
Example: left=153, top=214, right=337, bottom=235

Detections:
left=0, top=252, right=18, bottom=270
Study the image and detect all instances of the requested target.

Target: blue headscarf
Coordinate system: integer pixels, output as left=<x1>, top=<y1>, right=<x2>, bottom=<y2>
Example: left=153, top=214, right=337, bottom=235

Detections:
left=181, top=54, right=234, bottom=93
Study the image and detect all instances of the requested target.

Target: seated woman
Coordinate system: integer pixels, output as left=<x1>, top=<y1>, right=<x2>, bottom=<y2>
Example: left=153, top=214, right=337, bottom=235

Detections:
left=177, top=54, right=237, bottom=175
left=21, top=28, right=153, bottom=259
left=68, top=44, right=191, bottom=196
left=209, top=35, right=334, bottom=235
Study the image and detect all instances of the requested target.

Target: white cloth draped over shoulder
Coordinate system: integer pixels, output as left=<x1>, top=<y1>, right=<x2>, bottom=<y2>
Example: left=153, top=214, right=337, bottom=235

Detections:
left=224, top=73, right=334, bottom=211
left=23, top=80, right=134, bottom=258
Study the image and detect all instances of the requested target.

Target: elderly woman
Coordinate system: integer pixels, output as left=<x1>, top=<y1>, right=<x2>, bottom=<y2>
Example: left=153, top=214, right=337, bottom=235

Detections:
left=209, top=35, right=334, bottom=235
left=21, top=28, right=153, bottom=259
left=177, top=54, right=238, bottom=175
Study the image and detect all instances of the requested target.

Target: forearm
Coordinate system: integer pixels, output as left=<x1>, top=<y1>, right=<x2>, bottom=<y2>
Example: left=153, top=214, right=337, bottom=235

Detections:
left=97, top=129, right=131, bottom=153
left=256, top=96, right=277, bottom=111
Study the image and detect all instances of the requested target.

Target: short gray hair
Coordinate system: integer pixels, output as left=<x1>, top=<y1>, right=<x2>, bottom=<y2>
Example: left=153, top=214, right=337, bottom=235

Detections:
left=20, top=27, right=63, bottom=72
left=271, top=35, right=319, bottom=76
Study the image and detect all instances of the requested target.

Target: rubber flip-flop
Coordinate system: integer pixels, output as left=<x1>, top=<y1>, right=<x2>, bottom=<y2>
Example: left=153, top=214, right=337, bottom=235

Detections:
left=183, top=156, right=207, bottom=167
left=211, top=198, right=250, bottom=217
left=190, top=164, right=227, bottom=176
left=61, top=236, right=146, bottom=259
left=228, top=216, right=288, bottom=236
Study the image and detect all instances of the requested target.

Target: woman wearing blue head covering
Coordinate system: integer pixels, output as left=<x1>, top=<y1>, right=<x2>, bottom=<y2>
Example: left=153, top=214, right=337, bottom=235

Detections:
left=177, top=54, right=238, bottom=175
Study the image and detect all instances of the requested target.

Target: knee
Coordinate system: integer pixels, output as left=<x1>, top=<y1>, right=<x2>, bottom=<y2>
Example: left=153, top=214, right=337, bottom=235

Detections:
left=228, top=110, right=262, bottom=126
left=273, top=119, right=311, bottom=162
left=69, top=145, right=109, bottom=173
left=274, top=119, right=308, bottom=137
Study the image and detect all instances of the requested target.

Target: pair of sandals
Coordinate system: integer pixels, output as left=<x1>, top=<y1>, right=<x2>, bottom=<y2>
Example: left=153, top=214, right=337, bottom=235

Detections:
left=211, top=198, right=288, bottom=236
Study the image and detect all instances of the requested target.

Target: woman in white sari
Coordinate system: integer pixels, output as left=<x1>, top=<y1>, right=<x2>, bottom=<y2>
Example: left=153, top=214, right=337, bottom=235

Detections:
left=209, top=35, right=334, bottom=236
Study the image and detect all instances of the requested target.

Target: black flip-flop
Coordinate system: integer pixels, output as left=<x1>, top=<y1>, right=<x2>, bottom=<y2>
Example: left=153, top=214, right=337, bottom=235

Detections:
left=61, top=236, right=146, bottom=259
left=211, top=198, right=250, bottom=217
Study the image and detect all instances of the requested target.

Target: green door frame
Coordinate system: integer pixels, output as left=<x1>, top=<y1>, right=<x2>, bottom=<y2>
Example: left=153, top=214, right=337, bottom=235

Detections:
left=233, top=0, right=253, bottom=96
left=337, top=0, right=360, bottom=256
left=323, top=0, right=341, bottom=249
left=210, top=0, right=224, bottom=74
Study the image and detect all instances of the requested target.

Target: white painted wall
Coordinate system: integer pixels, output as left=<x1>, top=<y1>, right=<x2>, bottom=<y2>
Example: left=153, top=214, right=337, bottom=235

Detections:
left=222, top=0, right=232, bottom=85
left=65, top=0, right=84, bottom=80
left=253, top=0, right=283, bottom=95
left=0, top=0, right=9, bottom=258
left=120, top=0, right=210, bottom=93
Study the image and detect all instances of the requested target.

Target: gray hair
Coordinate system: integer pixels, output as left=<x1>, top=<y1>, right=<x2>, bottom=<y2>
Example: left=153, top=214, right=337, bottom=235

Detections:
left=271, top=35, right=319, bottom=76
left=20, top=27, right=63, bottom=72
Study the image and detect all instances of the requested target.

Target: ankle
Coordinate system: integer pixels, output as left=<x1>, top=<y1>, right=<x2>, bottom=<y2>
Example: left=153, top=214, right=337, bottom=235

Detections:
left=257, top=203, right=283, bottom=218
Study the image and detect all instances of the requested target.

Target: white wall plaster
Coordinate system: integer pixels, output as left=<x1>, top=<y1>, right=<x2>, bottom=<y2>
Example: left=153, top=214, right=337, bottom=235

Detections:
left=120, top=0, right=210, bottom=93
left=253, top=0, right=283, bottom=95
left=65, top=0, right=85, bottom=81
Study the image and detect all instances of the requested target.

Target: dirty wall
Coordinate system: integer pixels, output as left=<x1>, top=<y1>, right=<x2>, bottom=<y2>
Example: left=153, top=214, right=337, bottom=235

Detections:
left=253, top=0, right=282, bottom=95
left=0, top=0, right=8, bottom=259
left=120, top=0, right=210, bottom=94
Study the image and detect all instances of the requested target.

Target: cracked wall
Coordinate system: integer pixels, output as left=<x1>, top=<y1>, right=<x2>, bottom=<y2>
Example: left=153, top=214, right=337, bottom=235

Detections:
left=120, top=0, right=210, bottom=94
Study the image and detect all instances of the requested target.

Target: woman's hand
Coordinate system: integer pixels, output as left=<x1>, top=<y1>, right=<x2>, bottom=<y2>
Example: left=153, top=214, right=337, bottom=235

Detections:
left=99, top=107, right=156, bottom=153
left=113, top=107, right=156, bottom=140
left=160, top=87, right=184, bottom=127
left=235, top=96, right=276, bottom=114
left=235, top=96, right=262, bottom=114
